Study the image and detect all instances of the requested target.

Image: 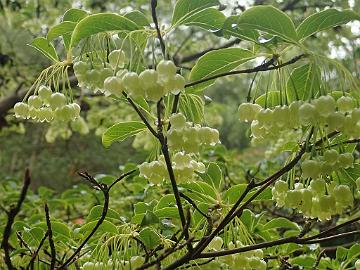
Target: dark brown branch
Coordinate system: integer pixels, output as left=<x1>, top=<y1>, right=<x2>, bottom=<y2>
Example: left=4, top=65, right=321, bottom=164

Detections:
left=155, top=98, right=190, bottom=249
left=58, top=170, right=135, bottom=269
left=175, top=39, right=241, bottom=65
left=184, top=54, right=305, bottom=88
left=26, top=231, right=49, bottom=270
left=123, top=92, right=158, bottom=139
left=180, top=192, right=209, bottom=219
left=1, top=169, right=31, bottom=270
left=151, top=0, right=167, bottom=59
left=44, top=204, right=56, bottom=270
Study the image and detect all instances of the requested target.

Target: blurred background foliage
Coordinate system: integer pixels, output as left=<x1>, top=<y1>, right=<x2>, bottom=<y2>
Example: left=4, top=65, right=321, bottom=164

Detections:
left=0, top=0, right=359, bottom=190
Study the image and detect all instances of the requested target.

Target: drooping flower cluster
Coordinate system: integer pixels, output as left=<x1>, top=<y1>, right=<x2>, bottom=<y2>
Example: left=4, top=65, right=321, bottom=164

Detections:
left=138, top=152, right=205, bottom=184
left=82, top=256, right=144, bottom=270
left=14, top=86, right=80, bottom=122
left=239, top=95, right=360, bottom=143
left=73, top=50, right=126, bottom=93
left=301, top=150, right=354, bottom=179
left=167, top=113, right=220, bottom=153
left=272, top=180, right=354, bottom=220
left=222, top=241, right=266, bottom=270
left=103, top=59, right=185, bottom=101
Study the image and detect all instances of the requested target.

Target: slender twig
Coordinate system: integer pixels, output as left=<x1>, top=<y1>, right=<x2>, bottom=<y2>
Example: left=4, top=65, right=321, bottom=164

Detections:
left=175, top=39, right=240, bottom=64
left=1, top=169, right=31, bottom=270
left=108, top=169, right=137, bottom=190
left=180, top=192, right=209, bottom=219
left=156, top=99, right=190, bottom=248
left=185, top=54, right=305, bottom=88
left=58, top=170, right=135, bottom=269
left=26, top=231, right=49, bottom=270
left=123, top=92, right=158, bottom=139
left=44, top=204, right=56, bottom=270
left=151, top=0, right=166, bottom=59
left=192, top=180, right=255, bottom=256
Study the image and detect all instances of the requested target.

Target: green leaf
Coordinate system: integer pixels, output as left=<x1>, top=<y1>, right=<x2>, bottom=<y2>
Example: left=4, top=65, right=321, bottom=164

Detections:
left=70, top=13, right=140, bottom=48
left=255, top=91, right=281, bottom=107
left=79, top=220, right=118, bottom=235
left=134, top=201, right=156, bottom=215
left=155, top=194, right=176, bottom=210
left=188, top=48, right=255, bottom=92
left=102, top=121, right=147, bottom=148
left=47, top=21, right=77, bottom=50
left=180, top=181, right=218, bottom=203
left=222, top=15, right=259, bottom=42
left=124, top=10, right=149, bottom=26
left=297, top=9, right=360, bottom=41
left=336, top=246, right=348, bottom=261
left=29, top=37, right=59, bottom=62
left=86, top=205, right=120, bottom=222
left=291, top=256, right=316, bottom=268
left=172, top=0, right=219, bottom=26
left=286, top=63, right=321, bottom=102
left=139, top=227, right=160, bottom=249
left=204, top=162, right=222, bottom=189
left=141, top=211, right=160, bottom=226
left=348, top=244, right=360, bottom=260
left=180, top=8, right=226, bottom=31
left=337, top=164, right=360, bottom=188
left=154, top=207, right=180, bottom=219
left=237, top=5, right=298, bottom=44
left=63, top=8, right=88, bottom=22
left=223, top=185, right=272, bottom=204
left=263, top=217, right=300, bottom=231
left=179, top=93, right=204, bottom=123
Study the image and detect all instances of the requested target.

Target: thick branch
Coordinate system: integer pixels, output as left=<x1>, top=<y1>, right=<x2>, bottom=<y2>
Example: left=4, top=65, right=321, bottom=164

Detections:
left=1, top=169, right=31, bottom=270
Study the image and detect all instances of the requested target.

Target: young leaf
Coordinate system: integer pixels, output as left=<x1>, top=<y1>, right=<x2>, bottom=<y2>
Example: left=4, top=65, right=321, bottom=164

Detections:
left=86, top=205, right=120, bottom=222
left=222, top=15, right=259, bottom=42
left=172, top=0, right=219, bottom=26
left=188, top=48, right=255, bottom=92
left=124, top=10, right=150, bottom=27
left=255, top=91, right=281, bottom=107
left=102, top=121, right=147, bottom=148
left=29, top=37, right=59, bottom=62
left=262, top=217, right=300, bottom=231
left=139, top=227, right=161, bottom=249
left=70, top=13, right=140, bottom=48
left=286, top=63, right=321, bottom=102
left=63, top=8, right=88, bottom=22
left=179, top=93, right=204, bottom=123
left=47, top=21, right=77, bottom=50
left=179, top=8, right=226, bottom=31
left=237, top=5, right=298, bottom=44
left=297, top=9, right=360, bottom=41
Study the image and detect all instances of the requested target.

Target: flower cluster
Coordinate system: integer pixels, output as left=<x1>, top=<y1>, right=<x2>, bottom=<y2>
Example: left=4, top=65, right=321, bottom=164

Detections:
left=139, top=152, right=205, bottom=184
left=103, top=60, right=185, bottom=101
left=301, top=150, right=354, bottom=179
left=73, top=50, right=126, bottom=94
left=272, top=180, right=354, bottom=220
left=167, top=113, right=220, bottom=153
left=239, top=95, right=360, bottom=143
left=222, top=241, right=266, bottom=270
left=14, top=86, right=80, bottom=122
left=82, top=256, right=144, bottom=270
